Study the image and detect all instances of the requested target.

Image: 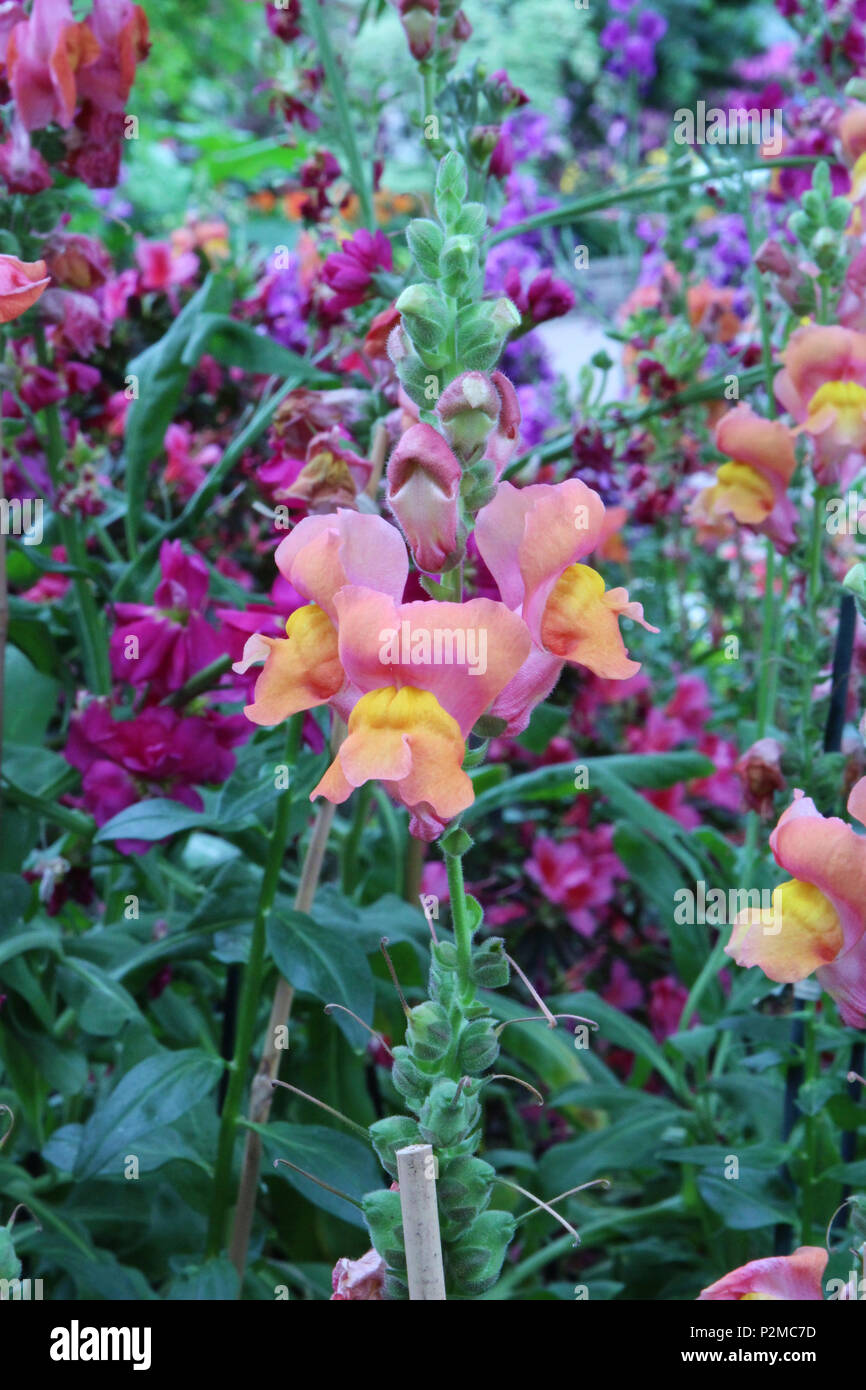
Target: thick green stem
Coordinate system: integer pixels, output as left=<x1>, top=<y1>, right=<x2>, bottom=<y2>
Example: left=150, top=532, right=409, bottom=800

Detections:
left=205, top=717, right=301, bottom=1257
left=341, top=781, right=373, bottom=894
left=444, top=847, right=472, bottom=1003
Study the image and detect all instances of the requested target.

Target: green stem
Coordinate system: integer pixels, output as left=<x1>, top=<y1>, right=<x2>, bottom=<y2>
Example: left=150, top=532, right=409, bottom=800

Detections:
left=33, top=324, right=110, bottom=695
left=341, top=780, right=373, bottom=894
left=305, top=0, right=375, bottom=230
left=488, top=157, right=821, bottom=247
left=444, top=845, right=472, bottom=1003
left=800, top=1001, right=818, bottom=1245
left=205, top=716, right=301, bottom=1257
left=161, top=653, right=233, bottom=709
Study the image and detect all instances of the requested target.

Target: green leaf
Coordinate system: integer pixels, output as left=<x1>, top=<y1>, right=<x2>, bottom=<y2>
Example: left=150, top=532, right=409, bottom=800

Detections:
left=94, top=797, right=208, bottom=844
left=538, top=1106, right=677, bottom=1195
left=551, top=990, right=688, bottom=1099
left=74, top=1049, right=223, bottom=1182
left=179, top=313, right=338, bottom=382
left=123, top=276, right=228, bottom=547
left=463, top=752, right=714, bottom=823
left=253, top=1121, right=380, bottom=1229
left=164, top=1257, right=240, bottom=1300
left=697, top=1170, right=793, bottom=1230
left=2, top=646, right=59, bottom=746
left=267, top=909, right=374, bottom=1048
left=56, top=958, right=141, bottom=1036
left=0, top=923, right=62, bottom=968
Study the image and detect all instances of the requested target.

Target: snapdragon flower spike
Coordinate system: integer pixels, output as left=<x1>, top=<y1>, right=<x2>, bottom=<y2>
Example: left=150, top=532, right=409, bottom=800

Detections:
left=698, top=1246, right=827, bottom=1301
left=475, top=479, right=657, bottom=731
left=775, top=323, right=866, bottom=487
left=386, top=421, right=463, bottom=574
left=726, top=779, right=866, bottom=1026
left=687, top=404, right=798, bottom=551
left=313, top=587, right=531, bottom=839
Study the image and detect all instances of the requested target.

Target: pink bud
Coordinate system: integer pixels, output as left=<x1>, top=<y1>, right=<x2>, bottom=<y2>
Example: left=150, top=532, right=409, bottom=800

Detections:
left=436, top=370, right=501, bottom=463
left=386, top=422, right=463, bottom=574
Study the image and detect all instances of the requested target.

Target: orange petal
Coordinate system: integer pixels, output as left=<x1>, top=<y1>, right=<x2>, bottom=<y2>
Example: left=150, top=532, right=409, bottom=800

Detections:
left=241, top=604, right=343, bottom=726
left=540, top=563, right=654, bottom=679
left=726, top=879, right=844, bottom=982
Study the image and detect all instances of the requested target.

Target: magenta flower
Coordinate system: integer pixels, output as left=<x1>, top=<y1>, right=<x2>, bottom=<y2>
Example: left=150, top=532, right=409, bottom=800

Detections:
left=64, top=700, right=248, bottom=852
left=109, top=540, right=225, bottom=698
left=320, top=229, right=393, bottom=317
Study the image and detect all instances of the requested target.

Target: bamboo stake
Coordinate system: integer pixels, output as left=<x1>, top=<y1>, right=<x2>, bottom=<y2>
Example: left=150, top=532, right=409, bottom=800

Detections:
left=396, top=1144, right=446, bottom=1301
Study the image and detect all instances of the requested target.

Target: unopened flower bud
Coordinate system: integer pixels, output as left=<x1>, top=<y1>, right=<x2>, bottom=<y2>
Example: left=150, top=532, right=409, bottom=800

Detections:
left=436, top=370, right=500, bottom=462
left=734, top=737, right=785, bottom=818
left=387, top=421, right=463, bottom=573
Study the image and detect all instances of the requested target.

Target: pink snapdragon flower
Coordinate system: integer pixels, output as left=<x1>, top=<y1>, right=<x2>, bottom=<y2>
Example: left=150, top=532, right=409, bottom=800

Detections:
left=330, top=1248, right=386, bottom=1300
left=386, top=422, right=463, bottom=574
left=475, top=479, right=658, bottom=732
left=526, top=826, right=625, bottom=937
left=698, top=1247, right=827, bottom=1300
left=163, top=422, right=220, bottom=500
left=236, top=510, right=532, bottom=838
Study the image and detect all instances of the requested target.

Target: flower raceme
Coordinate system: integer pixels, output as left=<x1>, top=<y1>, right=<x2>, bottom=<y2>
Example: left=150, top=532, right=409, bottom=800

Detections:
left=725, top=779, right=866, bottom=1026
left=237, top=522, right=530, bottom=837
left=236, top=487, right=656, bottom=835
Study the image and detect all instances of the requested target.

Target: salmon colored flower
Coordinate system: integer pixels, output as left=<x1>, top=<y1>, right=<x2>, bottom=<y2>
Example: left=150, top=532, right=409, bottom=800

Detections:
left=726, top=778, right=866, bottom=1025
left=775, top=324, right=866, bottom=486
left=6, top=0, right=100, bottom=131
left=0, top=254, right=50, bottom=321
left=235, top=511, right=409, bottom=726
left=687, top=404, right=798, bottom=551
left=474, top=479, right=657, bottom=730
left=274, top=510, right=409, bottom=621
left=312, top=587, right=531, bottom=838
left=698, top=1247, right=827, bottom=1301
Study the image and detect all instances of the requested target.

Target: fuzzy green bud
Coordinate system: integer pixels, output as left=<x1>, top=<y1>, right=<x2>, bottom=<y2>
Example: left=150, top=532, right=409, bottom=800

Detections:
left=362, top=1189, right=407, bottom=1273
left=406, top=219, right=445, bottom=280
left=456, top=1016, right=499, bottom=1074
left=369, top=1115, right=422, bottom=1180
left=406, top=1000, right=453, bottom=1063
left=445, top=1210, right=516, bottom=1296
left=439, top=233, right=481, bottom=298
left=418, top=1077, right=481, bottom=1148
left=396, top=283, right=453, bottom=363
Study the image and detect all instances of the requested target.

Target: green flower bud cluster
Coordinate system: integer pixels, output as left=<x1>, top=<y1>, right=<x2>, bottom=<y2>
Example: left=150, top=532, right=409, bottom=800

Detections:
left=390, top=152, right=519, bottom=408
left=362, top=909, right=516, bottom=1299
left=788, top=161, right=851, bottom=295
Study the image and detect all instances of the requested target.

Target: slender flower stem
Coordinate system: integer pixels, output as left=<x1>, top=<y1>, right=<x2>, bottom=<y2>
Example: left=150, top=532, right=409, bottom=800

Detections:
left=206, top=716, right=302, bottom=1259
left=227, top=792, right=337, bottom=1279
left=800, top=1000, right=818, bottom=1245
left=161, top=653, right=232, bottom=708
left=33, top=324, right=110, bottom=696
left=444, top=845, right=472, bottom=1002
left=305, top=0, right=375, bottom=230
left=341, top=781, right=372, bottom=894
